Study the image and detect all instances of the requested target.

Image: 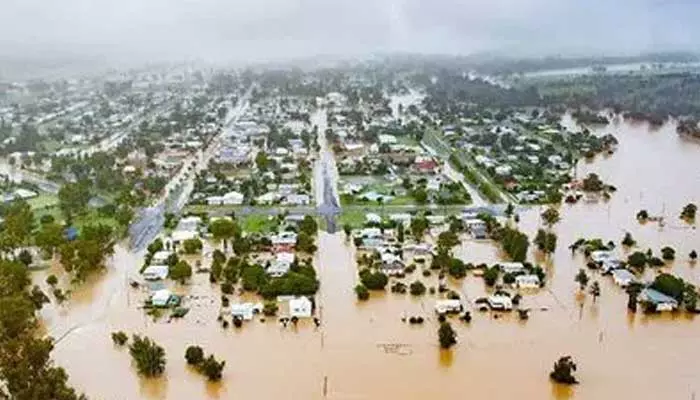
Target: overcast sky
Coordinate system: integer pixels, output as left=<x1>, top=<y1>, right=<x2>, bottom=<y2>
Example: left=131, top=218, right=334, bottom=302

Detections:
left=0, top=0, right=698, bottom=65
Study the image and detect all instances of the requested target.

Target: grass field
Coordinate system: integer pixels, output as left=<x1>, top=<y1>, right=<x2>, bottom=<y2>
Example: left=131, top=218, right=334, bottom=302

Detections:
left=240, top=214, right=276, bottom=233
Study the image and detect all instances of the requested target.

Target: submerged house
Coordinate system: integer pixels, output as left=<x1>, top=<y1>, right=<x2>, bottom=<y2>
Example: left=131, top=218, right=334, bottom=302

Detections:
left=639, top=288, right=678, bottom=311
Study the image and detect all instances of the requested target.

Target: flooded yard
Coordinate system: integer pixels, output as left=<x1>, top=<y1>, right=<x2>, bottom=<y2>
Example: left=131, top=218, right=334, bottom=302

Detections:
left=40, top=117, right=700, bottom=399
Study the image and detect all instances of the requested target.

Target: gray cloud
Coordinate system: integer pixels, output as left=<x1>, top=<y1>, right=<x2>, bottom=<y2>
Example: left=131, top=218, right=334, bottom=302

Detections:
left=0, top=0, right=697, bottom=66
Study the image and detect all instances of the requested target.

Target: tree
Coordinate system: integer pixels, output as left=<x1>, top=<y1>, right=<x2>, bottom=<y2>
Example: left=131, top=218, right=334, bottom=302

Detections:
left=550, top=356, right=578, bottom=384
left=582, top=173, right=604, bottom=192
left=447, top=258, right=467, bottom=279
left=505, top=203, right=514, bottom=218
left=182, top=238, right=203, bottom=254
left=129, top=335, right=166, bottom=377
left=1, top=200, right=34, bottom=250
left=534, top=229, right=557, bottom=254
left=409, top=280, right=426, bottom=296
left=169, top=260, right=193, bottom=283
left=263, top=301, right=278, bottom=316
left=483, top=266, right=499, bottom=287
left=621, top=232, right=636, bottom=247
left=147, top=238, right=164, bottom=254
left=541, top=207, right=561, bottom=227
left=650, top=273, right=685, bottom=301
left=295, top=232, right=317, bottom=254
left=575, top=269, right=589, bottom=291
left=412, top=188, right=428, bottom=204
left=438, top=321, right=457, bottom=349
left=497, top=226, right=529, bottom=262
left=626, top=251, right=648, bottom=270
left=299, top=215, right=318, bottom=236
left=46, top=274, right=58, bottom=287
left=208, top=219, right=238, bottom=247
left=410, top=216, right=429, bottom=240
left=255, top=152, right=271, bottom=171
left=661, top=246, right=676, bottom=261
left=437, top=231, right=460, bottom=249
left=354, top=284, right=369, bottom=300
left=58, top=181, right=90, bottom=221
left=636, top=209, right=649, bottom=221
left=111, top=331, right=128, bottom=346
left=17, top=249, right=32, bottom=266
left=185, top=345, right=204, bottom=365
left=680, top=203, right=697, bottom=221
left=58, top=223, right=115, bottom=281
left=690, top=250, right=698, bottom=261
left=359, top=269, right=388, bottom=290
left=589, top=281, right=601, bottom=302
left=199, top=355, right=226, bottom=381
left=343, top=223, right=352, bottom=238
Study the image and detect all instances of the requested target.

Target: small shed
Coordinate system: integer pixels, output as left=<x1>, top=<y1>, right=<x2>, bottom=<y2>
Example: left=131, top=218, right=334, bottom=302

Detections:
left=289, top=297, right=313, bottom=318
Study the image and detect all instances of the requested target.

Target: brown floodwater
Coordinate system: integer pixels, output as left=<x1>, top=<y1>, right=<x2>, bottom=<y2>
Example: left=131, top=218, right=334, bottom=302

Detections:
left=41, top=116, right=700, bottom=399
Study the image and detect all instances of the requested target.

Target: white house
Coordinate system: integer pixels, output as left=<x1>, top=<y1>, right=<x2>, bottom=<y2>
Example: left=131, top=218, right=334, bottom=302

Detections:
left=268, top=252, right=294, bottom=277
left=365, top=213, right=381, bottom=224
left=283, top=194, right=310, bottom=206
left=515, top=274, right=541, bottom=289
left=256, top=192, right=279, bottom=205
left=500, top=262, right=525, bottom=274
left=487, top=294, right=513, bottom=311
left=612, top=269, right=636, bottom=287
left=221, top=191, right=244, bottom=205
left=143, top=265, right=169, bottom=281
left=289, top=297, right=313, bottom=318
left=435, top=299, right=462, bottom=314
left=151, top=289, right=172, bottom=307
left=495, top=165, right=512, bottom=176
left=231, top=303, right=256, bottom=320
left=151, top=250, right=173, bottom=264
left=590, top=251, right=613, bottom=264
left=378, top=134, right=397, bottom=145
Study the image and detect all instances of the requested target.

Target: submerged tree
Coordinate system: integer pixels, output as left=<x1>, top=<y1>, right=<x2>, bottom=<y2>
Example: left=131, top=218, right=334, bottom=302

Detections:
left=575, top=269, right=589, bottom=291
left=589, top=281, right=601, bottom=303
left=550, top=356, right=578, bottom=384
left=541, top=207, right=561, bottom=228
left=185, top=345, right=205, bottom=365
left=129, top=335, right=166, bottom=377
left=438, top=321, right=457, bottom=349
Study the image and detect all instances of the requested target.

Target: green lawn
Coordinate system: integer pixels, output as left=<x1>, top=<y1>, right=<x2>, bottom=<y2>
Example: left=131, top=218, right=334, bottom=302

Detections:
left=28, top=194, right=59, bottom=210
left=338, top=209, right=370, bottom=228
left=240, top=214, right=276, bottom=233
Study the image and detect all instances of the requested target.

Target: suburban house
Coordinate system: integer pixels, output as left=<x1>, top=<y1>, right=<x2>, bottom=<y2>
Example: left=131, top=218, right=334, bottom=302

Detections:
left=487, top=294, right=513, bottom=311
left=499, top=262, right=525, bottom=275
left=207, top=191, right=244, bottom=205
left=150, top=289, right=173, bottom=307
left=639, top=288, right=679, bottom=311
left=435, top=299, right=463, bottom=314
left=268, top=252, right=294, bottom=277
left=231, top=303, right=262, bottom=320
left=289, top=297, right=313, bottom=318
left=143, top=265, right=169, bottom=281
left=379, top=252, right=404, bottom=275
left=612, top=269, right=636, bottom=287
left=151, top=250, right=173, bottom=265
left=515, top=274, right=541, bottom=289
left=282, top=194, right=310, bottom=206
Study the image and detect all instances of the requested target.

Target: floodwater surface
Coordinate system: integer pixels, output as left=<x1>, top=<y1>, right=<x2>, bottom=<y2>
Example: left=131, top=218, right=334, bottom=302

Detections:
left=43, top=116, right=700, bottom=399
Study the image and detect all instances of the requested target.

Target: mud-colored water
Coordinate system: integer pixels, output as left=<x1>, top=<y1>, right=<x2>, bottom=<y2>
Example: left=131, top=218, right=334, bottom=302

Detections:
left=42, top=116, right=700, bottom=399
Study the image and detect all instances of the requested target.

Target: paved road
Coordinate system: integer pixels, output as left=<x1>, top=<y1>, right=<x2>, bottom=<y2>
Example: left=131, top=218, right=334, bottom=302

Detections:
left=128, top=85, right=254, bottom=250
left=311, top=108, right=341, bottom=233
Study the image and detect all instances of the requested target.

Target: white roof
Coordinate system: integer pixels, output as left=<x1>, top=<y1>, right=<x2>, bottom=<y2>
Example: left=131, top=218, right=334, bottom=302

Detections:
left=172, top=230, right=198, bottom=242
left=152, top=250, right=172, bottom=263
left=289, top=297, right=312, bottom=318
left=500, top=262, right=525, bottom=273
left=151, top=289, right=172, bottom=305
left=143, top=265, right=169, bottom=280
left=435, top=299, right=462, bottom=313
left=231, top=303, right=255, bottom=320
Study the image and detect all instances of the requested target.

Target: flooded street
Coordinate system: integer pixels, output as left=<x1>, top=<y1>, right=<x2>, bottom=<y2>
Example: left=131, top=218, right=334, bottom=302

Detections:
left=42, top=116, right=700, bottom=399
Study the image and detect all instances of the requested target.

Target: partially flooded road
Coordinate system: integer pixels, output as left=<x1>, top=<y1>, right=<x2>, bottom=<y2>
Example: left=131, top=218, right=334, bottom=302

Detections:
left=42, top=116, right=700, bottom=399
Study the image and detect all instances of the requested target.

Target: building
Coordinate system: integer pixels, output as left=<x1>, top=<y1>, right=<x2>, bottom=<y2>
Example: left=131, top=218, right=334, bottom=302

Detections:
left=612, top=269, right=636, bottom=287
left=515, top=274, right=541, bottom=288
left=380, top=252, right=404, bottom=275
left=151, top=250, right=173, bottom=264
left=151, top=289, right=173, bottom=307
left=639, top=288, right=678, bottom=311
left=268, top=252, right=294, bottom=277
left=435, top=299, right=462, bottom=314
left=499, top=262, right=525, bottom=274
left=143, top=265, right=169, bottom=281
left=487, top=294, right=513, bottom=311
left=289, top=297, right=313, bottom=318
left=231, top=303, right=257, bottom=320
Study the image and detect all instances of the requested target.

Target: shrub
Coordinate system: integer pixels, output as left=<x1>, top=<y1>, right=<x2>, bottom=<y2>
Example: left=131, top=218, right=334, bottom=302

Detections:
left=199, top=355, right=226, bottom=381
left=111, top=331, right=128, bottom=346
left=129, top=335, right=166, bottom=377
left=46, top=274, right=58, bottom=287
left=359, top=269, right=388, bottom=290
left=661, top=246, right=676, bottom=261
left=409, top=280, right=426, bottom=296
left=263, top=301, right=279, bottom=316
left=221, top=282, right=234, bottom=295
left=438, top=321, right=457, bottom=349
left=483, top=267, right=499, bottom=287
left=550, top=356, right=578, bottom=384
left=185, top=345, right=205, bottom=365
left=355, top=284, right=370, bottom=300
